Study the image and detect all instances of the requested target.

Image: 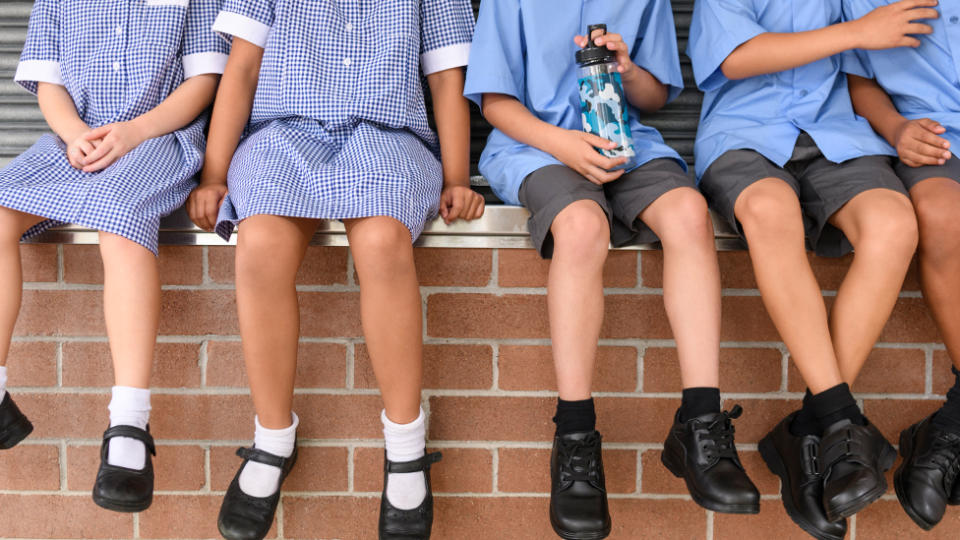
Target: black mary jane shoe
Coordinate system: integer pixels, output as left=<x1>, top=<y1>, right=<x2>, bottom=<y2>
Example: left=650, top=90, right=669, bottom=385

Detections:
left=218, top=445, right=298, bottom=540
left=379, top=451, right=442, bottom=540
left=92, top=425, right=157, bottom=512
left=0, top=392, right=34, bottom=449
left=550, top=431, right=611, bottom=540
left=759, top=412, right=847, bottom=540
left=819, top=418, right=897, bottom=522
left=661, top=405, right=760, bottom=514
left=894, top=414, right=960, bottom=530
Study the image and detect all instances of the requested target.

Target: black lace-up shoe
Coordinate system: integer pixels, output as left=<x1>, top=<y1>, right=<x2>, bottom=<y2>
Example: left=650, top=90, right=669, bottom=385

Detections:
left=894, top=414, right=960, bottom=530
left=549, top=431, right=611, bottom=540
left=760, top=412, right=847, bottom=540
left=379, top=452, right=442, bottom=540
left=92, top=425, right=156, bottom=512
left=0, top=392, right=33, bottom=449
left=218, top=446, right=298, bottom=540
left=819, top=418, right=897, bottom=521
left=662, top=405, right=760, bottom=514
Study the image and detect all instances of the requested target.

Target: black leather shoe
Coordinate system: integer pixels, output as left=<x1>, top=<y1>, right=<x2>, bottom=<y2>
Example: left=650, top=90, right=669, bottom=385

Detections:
left=894, top=414, right=960, bottom=530
left=759, top=412, right=847, bottom=540
left=92, top=425, right=156, bottom=512
left=819, top=418, right=897, bottom=521
left=0, top=392, right=33, bottom=449
left=661, top=405, right=760, bottom=514
left=550, top=431, right=611, bottom=540
left=218, top=445, right=298, bottom=540
left=378, top=451, right=442, bottom=540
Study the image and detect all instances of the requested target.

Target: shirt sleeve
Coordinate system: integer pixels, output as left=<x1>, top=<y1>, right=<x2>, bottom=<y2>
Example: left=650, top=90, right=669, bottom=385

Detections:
left=463, top=0, right=525, bottom=109
left=420, top=0, right=475, bottom=76
left=686, top=0, right=767, bottom=92
left=183, top=0, right=231, bottom=78
left=14, top=0, right=63, bottom=95
left=212, top=0, right=275, bottom=48
left=633, top=0, right=685, bottom=103
left=838, top=2, right=873, bottom=79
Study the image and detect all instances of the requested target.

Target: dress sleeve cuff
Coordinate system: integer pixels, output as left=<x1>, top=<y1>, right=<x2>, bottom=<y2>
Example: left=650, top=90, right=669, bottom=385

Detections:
left=421, top=43, right=471, bottom=76
left=183, top=52, right=230, bottom=78
left=212, top=11, right=270, bottom=48
left=14, top=60, right=64, bottom=92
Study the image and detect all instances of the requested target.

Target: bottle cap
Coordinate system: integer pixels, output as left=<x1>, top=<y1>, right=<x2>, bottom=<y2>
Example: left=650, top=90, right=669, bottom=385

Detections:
left=575, top=24, right=615, bottom=67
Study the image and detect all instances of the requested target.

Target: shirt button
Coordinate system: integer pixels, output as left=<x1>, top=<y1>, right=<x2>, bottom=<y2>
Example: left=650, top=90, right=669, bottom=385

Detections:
left=113, top=61, right=121, bottom=72
left=951, top=15, right=959, bottom=24
left=345, top=22, right=354, bottom=32
left=799, top=89, right=809, bottom=97
left=343, top=57, right=352, bottom=66
left=115, top=25, right=123, bottom=35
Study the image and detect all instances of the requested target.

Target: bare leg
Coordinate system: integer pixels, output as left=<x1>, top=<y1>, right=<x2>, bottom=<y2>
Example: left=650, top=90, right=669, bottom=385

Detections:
left=0, top=208, right=45, bottom=367
left=639, top=188, right=721, bottom=388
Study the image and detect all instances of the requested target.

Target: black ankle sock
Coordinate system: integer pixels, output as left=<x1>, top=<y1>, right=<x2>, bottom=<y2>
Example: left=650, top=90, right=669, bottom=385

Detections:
left=810, top=383, right=865, bottom=431
left=790, top=389, right=821, bottom=437
left=679, top=387, right=721, bottom=422
left=932, top=366, right=960, bottom=434
left=553, top=398, right=596, bottom=435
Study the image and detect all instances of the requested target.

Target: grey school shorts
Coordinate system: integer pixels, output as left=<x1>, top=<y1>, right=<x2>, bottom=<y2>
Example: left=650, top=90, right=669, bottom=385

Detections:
left=518, top=159, right=696, bottom=259
left=700, top=133, right=907, bottom=257
left=895, top=157, right=960, bottom=191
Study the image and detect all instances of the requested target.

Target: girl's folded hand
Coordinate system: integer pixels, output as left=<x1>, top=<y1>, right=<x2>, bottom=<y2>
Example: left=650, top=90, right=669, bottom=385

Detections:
left=65, top=133, right=99, bottom=170
left=439, top=185, right=485, bottom=224
left=79, top=121, right=147, bottom=173
left=187, top=182, right=228, bottom=232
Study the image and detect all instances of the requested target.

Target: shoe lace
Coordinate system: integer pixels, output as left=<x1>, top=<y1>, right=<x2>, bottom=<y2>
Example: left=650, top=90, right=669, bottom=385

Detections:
left=926, top=432, right=960, bottom=492
left=699, top=405, right=742, bottom=462
left=558, top=432, right=602, bottom=485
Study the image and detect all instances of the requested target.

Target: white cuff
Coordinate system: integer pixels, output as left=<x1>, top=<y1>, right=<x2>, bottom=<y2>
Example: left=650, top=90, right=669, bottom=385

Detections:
left=14, top=60, right=64, bottom=89
left=183, top=52, right=229, bottom=78
left=212, top=11, right=270, bottom=48
left=421, top=43, right=471, bottom=76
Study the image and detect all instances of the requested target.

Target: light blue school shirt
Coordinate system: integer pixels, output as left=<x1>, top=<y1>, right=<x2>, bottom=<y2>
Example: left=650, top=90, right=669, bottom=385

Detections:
left=463, top=0, right=686, bottom=206
left=843, top=0, right=960, bottom=151
left=687, top=0, right=895, bottom=180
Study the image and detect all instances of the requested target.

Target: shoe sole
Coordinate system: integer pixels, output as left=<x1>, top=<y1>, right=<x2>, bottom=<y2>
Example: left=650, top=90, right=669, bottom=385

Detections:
left=549, top=521, right=610, bottom=540
left=893, top=427, right=936, bottom=531
left=823, top=443, right=897, bottom=522
left=0, top=416, right=33, bottom=450
left=758, top=435, right=845, bottom=540
left=92, top=491, right=152, bottom=513
left=660, top=445, right=759, bottom=514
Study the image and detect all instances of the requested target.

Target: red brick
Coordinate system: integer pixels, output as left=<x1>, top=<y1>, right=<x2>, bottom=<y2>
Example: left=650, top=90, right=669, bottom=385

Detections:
left=428, top=396, right=554, bottom=441
left=139, top=495, right=270, bottom=539
left=643, top=347, right=782, bottom=393
left=721, top=398, right=801, bottom=443
left=205, top=340, right=346, bottom=388
left=0, top=494, right=132, bottom=538
left=292, top=394, right=385, bottom=439
left=786, top=348, right=927, bottom=394
left=607, top=499, right=707, bottom=539
left=713, top=500, right=815, bottom=540
left=879, top=297, right=942, bottom=343
left=151, top=394, right=254, bottom=440
left=427, top=293, right=549, bottom=339
left=596, top=397, right=682, bottom=443
left=299, top=292, right=363, bottom=337
left=158, top=289, right=238, bottom=335
left=600, top=295, right=674, bottom=339
left=498, top=448, right=636, bottom=494
left=863, top=399, right=944, bottom=441
left=640, top=449, right=779, bottom=496
left=282, top=495, right=379, bottom=539
left=498, top=249, right=638, bottom=288
left=16, top=393, right=110, bottom=438
left=413, top=248, right=492, bottom=286
left=20, top=244, right=58, bottom=283
left=857, top=499, right=960, bottom=539
left=354, top=344, right=492, bottom=390
left=0, top=444, right=60, bottom=490
left=5, top=341, right=57, bottom=386
left=209, top=245, right=349, bottom=285
left=63, top=245, right=203, bottom=285
left=354, top=446, right=492, bottom=493
left=211, top=445, right=348, bottom=492
left=13, top=290, right=105, bottom=336
left=719, top=296, right=781, bottom=342
left=431, top=497, right=555, bottom=539
left=67, top=444, right=205, bottom=492
left=61, top=342, right=202, bottom=388
left=901, top=257, right=921, bottom=292
left=933, top=350, right=957, bottom=395
left=498, top=345, right=637, bottom=392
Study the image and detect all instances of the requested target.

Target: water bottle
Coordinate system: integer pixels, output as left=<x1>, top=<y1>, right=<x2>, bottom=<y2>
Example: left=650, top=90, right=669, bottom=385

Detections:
left=575, top=24, right=637, bottom=170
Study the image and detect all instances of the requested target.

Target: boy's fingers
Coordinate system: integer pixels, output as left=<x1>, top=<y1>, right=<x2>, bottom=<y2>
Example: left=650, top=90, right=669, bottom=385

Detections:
left=917, top=118, right=947, bottom=135
left=913, top=128, right=950, bottom=150
left=582, top=133, right=616, bottom=149
left=903, top=36, right=922, bottom=48
left=903, top=148, right=942, bottom=166
left=905, top=22, right=934, bottom=35
left=909, top=8, right=940, bottom=20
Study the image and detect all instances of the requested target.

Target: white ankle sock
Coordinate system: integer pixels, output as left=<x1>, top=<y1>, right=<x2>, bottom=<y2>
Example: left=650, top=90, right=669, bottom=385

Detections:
left=0, top=366, right=7, bottom=401
left=238, top=413, right=298, bottom=498
left=107, top=386, right=151, bottom=470
left=382, top=408, right=427, bottom=510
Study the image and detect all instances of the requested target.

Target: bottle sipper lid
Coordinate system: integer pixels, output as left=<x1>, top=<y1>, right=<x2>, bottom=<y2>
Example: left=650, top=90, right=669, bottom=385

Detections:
left=575, top=24, right=615, bottom=67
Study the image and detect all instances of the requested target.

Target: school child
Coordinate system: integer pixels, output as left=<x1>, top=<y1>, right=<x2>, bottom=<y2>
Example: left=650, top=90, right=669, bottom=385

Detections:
left=185, top=1, right=482, bottom=538
left=465, top=1, right=760, bottom=537
left=688, top=0, right=935, bottom=538
left=0, top=0, right=227, bottom=513
left=841, top=0, right=960, bottom=530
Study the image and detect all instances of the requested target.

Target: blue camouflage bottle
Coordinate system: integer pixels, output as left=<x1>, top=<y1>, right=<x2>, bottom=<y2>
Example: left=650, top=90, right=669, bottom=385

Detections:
left=575, top=24, right=637, bottom=170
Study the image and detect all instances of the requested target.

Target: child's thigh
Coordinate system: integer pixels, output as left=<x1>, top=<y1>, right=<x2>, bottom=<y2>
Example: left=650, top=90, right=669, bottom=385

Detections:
left=236, top=215, right=320, bottom=263
left=0, top=206, right=45, bottom=239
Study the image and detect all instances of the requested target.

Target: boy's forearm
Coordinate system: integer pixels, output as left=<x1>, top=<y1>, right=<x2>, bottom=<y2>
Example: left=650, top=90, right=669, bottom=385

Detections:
left=36, top=83, right=88, bottom=142
left=482, top=93, right=566, bottom=156
left=621, top=68, right=668, bottom=113
left=721, top=23, right=860, bottom=80
left=130, top=74, right=220, bottom=142
left=427, top=68, right=471, bottom=188
left=848, top=74, right=905, bottom=146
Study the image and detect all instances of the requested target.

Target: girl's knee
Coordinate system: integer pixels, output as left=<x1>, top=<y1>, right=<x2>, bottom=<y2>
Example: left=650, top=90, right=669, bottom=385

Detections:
left=349, top=217, right=412, bottom=257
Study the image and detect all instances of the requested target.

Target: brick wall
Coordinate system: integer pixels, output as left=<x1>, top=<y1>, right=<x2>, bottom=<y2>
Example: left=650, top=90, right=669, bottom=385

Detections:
left=1, top=244, right=958, bottom=539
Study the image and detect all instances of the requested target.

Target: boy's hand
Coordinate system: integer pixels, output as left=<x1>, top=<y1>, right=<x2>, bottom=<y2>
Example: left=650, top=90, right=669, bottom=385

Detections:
left=79, top=121, right=148, bottom=173
left=187, top=181, right=228, bottom=232
left=548, top=129, right=627, bottom=185
left=574, top=31, right=639, bottom=80
left=893, top=118, right=952, bottom=167
left=65, top=133, right=99, bottom=170
left=439, top=185, right=485, bottom=224
left=853, top=0, right=938, bottom=50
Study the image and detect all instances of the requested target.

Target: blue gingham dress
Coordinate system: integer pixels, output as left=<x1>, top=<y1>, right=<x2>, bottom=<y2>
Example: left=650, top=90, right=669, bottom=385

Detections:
left=2, top=0, right=230, bottom=254
left=211, top=0, right=475, bottom=242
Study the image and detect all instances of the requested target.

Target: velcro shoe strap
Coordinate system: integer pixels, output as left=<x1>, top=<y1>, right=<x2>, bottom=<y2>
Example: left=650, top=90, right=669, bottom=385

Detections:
left=386, top=451, right=442, bottom=474
left=102, top=425, right=156, bottom=456
left=236, top=446, right=289, bottom=469
left=818, top=428, right=871, bottom=475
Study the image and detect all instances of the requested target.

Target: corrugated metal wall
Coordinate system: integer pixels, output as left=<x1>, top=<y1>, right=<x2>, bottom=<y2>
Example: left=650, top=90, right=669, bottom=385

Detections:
left=0, top=1, right=702, bottom=182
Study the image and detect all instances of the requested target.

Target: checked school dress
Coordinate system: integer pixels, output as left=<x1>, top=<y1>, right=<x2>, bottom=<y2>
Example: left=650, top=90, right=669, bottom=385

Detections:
left=3, top=0, right=230, bottom=254
left=211, top=0, right=474, bottom=242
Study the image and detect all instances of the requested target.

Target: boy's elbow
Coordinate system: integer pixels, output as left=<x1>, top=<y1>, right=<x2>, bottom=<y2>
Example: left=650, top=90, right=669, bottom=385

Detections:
left=719, top=58, right=748, bottom=81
